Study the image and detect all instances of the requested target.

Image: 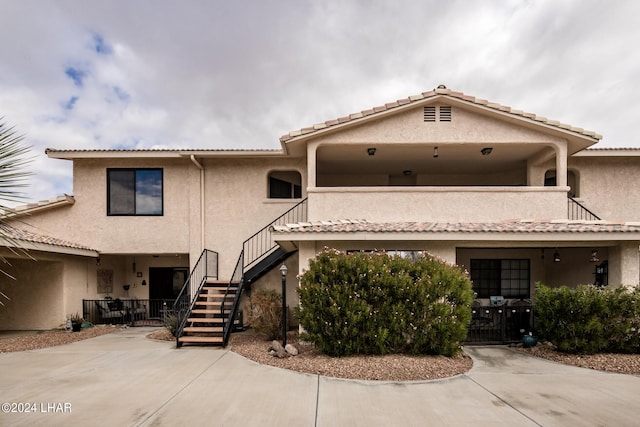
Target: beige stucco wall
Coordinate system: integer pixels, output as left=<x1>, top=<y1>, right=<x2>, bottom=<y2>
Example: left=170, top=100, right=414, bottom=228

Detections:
left=201, top=157, right=307, bottom=278
left=313, top=104, right=567, bottom=145
left=307, top=186, right=569, bottom=222
left=0, top=250, right=92, bottom=330
left=568, top=156, right=640, bottom=222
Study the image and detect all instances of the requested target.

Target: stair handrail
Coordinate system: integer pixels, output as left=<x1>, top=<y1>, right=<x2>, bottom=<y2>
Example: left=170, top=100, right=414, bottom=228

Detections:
left=243, top=198, right=307, bottom=272
left=568, top=196, right=601, bottom=221
left=173, top=249, right=218, bottom=347
left=222, top=250, right=244, bottom=346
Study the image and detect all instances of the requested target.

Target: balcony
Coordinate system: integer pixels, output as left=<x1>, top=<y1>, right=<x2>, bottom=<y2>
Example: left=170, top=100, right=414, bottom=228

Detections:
left=307, top=186, right=569, bottom=223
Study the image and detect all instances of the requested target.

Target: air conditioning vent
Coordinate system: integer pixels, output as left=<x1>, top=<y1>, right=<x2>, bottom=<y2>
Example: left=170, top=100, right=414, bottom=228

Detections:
left=439, top=106, right=452, bottom=122
left=423, top=106, right=436, bottom=122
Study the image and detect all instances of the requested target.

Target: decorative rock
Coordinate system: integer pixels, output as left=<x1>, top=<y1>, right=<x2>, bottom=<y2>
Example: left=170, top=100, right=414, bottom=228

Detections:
left=269, top=340, right=288, bottom=358
left=285, top=344, right=299, bottom=356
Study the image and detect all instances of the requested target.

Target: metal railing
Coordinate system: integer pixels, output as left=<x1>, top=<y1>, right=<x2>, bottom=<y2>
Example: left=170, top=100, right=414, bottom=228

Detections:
left=243, top=198, right=307, bottom=271
left=466, top=301, right=534, bottom=344
left=568, top=196, right=601, bottom=221
left=82, top=299, right=170, bottom=326
left=173, top=249, right=218, bottom=314
left=222, top=250, right=244, bottom=346
left=173, top=249, right=219, bottom=345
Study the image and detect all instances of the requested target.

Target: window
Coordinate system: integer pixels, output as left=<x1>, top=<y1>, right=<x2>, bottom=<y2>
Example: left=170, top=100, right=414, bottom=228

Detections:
left=268, top=171, right=302, bottom=199
left=470, top=259, right=530, bottom=298
left=107, top=169, right=163, bottom=215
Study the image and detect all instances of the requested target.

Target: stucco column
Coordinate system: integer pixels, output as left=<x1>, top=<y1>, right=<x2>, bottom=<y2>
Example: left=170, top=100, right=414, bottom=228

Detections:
left=555, top=143, right=568, bottom=188
left=307, top=142, right=318, bottom=188
left=610, top=242, right=640, bottom=288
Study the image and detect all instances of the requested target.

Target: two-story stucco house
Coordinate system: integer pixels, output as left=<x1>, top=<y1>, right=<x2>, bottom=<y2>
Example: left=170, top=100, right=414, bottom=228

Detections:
left=3, top=86, right=640, bottom=345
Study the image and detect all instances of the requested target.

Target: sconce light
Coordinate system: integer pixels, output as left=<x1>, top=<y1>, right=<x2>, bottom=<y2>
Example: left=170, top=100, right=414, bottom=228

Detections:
left=481, top=147, right=493, bottom=156
left=553, top=250, right=561, bottom=263
left=141, top=280, right=147, bottom=286
left=96, top=257, right=101, bottom=266
left=590, top=250, right=600, bottom=263
left=433, top=146, right=439, bottom=158
left=367, top=147, right=376, bottom=156
left=123, top=285, right=130, bottom=291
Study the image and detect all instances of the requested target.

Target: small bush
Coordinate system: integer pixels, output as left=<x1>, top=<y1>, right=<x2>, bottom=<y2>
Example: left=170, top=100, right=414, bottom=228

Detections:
left=164, top=313, right=183, bottom=337
left=296, top=248, right=474, bottom=357
left=535, top=283, right=640, bottom=354
left=247, top=289, right=283, bottom=340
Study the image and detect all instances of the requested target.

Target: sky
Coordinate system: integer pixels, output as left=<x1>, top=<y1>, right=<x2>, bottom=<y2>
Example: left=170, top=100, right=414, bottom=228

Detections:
left=1, top=0, right=639, bottom=205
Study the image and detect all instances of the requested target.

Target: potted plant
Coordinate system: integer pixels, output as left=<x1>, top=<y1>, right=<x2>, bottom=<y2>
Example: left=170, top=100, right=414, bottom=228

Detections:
left=522, top=331, right=538, bottom=348
left=70, top=313, right=84, bottom=332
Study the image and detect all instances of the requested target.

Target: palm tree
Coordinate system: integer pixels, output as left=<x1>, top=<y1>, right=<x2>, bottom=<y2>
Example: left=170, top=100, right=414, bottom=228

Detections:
left=0, top=120, right=33, bottom=305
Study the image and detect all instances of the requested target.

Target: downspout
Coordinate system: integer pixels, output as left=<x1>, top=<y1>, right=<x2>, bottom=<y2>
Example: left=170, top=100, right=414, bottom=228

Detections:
left=190, top=155, right=205, bottom=251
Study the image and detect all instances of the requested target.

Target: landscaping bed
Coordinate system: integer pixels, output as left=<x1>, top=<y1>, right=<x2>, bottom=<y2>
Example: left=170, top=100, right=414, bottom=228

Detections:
left=0, top=325, right=125, bottom=353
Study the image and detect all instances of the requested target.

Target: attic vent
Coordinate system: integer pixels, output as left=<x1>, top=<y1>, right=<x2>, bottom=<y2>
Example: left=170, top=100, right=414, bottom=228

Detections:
left=439, top=106, right=452, bottom=122
left=423, top=106, right=436, bottom=122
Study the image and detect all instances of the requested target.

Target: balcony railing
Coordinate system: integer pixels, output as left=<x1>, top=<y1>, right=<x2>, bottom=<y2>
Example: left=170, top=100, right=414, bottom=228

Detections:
left=83, top=299, right=171, bottom=327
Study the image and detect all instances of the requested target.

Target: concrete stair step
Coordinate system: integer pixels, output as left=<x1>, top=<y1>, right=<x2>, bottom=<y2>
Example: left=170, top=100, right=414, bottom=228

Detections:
left=183, top=326, right=223, bottom=333
left=187, top=317, right=225, bottom=323
left=178, top=336, right=224, bottom=344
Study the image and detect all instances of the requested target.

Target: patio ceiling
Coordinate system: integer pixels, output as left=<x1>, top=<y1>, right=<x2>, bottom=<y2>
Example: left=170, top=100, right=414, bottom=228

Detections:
left=316, top=143, right=551, bottom=175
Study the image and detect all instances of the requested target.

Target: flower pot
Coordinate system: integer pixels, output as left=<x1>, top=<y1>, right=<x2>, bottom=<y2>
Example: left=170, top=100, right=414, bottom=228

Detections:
left=72, top=323, right=82, bottom=332
left=522, top=335, right=538, bottom=348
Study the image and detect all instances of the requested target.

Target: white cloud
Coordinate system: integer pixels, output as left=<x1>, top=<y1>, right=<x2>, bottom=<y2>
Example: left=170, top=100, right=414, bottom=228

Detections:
left=1, top=0, right=639, bottom=204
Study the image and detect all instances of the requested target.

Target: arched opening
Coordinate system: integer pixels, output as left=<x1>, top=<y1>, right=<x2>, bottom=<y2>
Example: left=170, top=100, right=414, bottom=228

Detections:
left=545, top=169, right=579, bottom=197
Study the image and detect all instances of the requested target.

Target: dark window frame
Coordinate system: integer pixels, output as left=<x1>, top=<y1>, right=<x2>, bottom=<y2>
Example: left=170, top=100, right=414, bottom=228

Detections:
left=470, top=258, right=530, bottom=298
left=107, top=168, right=164, bottom=216
left=268, top=171, right=302, bottom=199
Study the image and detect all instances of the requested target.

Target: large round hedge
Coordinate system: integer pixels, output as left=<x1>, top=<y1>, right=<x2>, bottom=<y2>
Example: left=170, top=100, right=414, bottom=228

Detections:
left=296, top=248, right=474, bottom=356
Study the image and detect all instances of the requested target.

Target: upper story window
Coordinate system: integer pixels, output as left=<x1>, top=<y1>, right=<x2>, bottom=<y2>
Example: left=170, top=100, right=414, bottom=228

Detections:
left=107, top=169, right=163, bottom=215
left=268, top=171, right=302, bottom=199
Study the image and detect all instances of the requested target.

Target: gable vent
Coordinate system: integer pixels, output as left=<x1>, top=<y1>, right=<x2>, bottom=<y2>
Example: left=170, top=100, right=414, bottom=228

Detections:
left=423, top=106, right=436, bottom=122
left=439, top=106, right=452, bottom=122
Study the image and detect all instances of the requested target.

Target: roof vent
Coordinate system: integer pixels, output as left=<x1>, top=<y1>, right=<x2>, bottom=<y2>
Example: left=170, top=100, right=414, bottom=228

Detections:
left=439, top=106, right=452, bottom=122
left=423, top=106, right=436, bottom=122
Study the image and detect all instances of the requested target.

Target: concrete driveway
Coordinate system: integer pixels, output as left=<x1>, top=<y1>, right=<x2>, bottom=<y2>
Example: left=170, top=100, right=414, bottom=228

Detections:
left=1, top=327, right=639, bottom=426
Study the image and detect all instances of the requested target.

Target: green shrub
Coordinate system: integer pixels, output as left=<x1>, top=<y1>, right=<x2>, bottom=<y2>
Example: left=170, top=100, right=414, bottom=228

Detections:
left=164, top=312, right=183, bottom=337
left=296, top=248, right=474, bottom=357
left=247, top=289, right=283, bottom=340
left=535, top=283, right=640, bottom=354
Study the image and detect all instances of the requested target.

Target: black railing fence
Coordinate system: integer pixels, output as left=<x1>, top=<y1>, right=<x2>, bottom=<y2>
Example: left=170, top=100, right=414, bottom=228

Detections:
left=173, top=249, right=219, bottom=315
left=243, top=198, right=307, bottom=271
left=568, top=196, right=601, bottom=221
left=82, top=298, right=170, bottom=326
left=466, top=300, right=534, bottom=344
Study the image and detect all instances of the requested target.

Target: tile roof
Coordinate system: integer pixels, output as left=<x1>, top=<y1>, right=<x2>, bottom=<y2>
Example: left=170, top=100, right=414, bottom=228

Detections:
left=272, top=219, right=640, bottom=234
left=279, top=86, right=603, bottom=142
left=2, top=195, right=75, bottom=218
left=1, top=226, right=97, bottom=252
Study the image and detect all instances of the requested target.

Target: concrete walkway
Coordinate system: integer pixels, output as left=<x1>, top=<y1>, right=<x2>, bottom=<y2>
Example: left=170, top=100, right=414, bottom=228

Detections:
left=1, top=328, right=639, bottom=426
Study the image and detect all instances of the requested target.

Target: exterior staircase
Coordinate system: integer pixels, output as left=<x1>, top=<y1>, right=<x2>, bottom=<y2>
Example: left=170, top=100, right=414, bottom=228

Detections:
left=174, top=198, right=307, bottom=348
left=177, top=279, right=238, bottom=346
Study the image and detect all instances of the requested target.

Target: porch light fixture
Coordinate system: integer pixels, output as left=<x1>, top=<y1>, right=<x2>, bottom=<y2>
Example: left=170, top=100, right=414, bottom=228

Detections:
left=403, top=170, right=412, bottom=176
left=367, top=147, right=376, bottom=156
left=553, top=250, right=561, bottom=263
left=590, top=250, right=600, bottom=263
left=433, top=146, right=439, bottom=158
left=481, top=147, right=493, bottom=156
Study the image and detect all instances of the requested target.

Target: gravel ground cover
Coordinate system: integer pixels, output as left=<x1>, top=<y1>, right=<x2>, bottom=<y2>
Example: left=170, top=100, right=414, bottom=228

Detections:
left=0, top=325, right=124, bottom=353
left=512, top=342, right=640, bottom=375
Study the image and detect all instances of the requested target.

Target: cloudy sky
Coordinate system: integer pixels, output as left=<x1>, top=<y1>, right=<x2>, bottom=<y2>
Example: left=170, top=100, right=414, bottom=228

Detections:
left=1, top=0, right=638, bottom=204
